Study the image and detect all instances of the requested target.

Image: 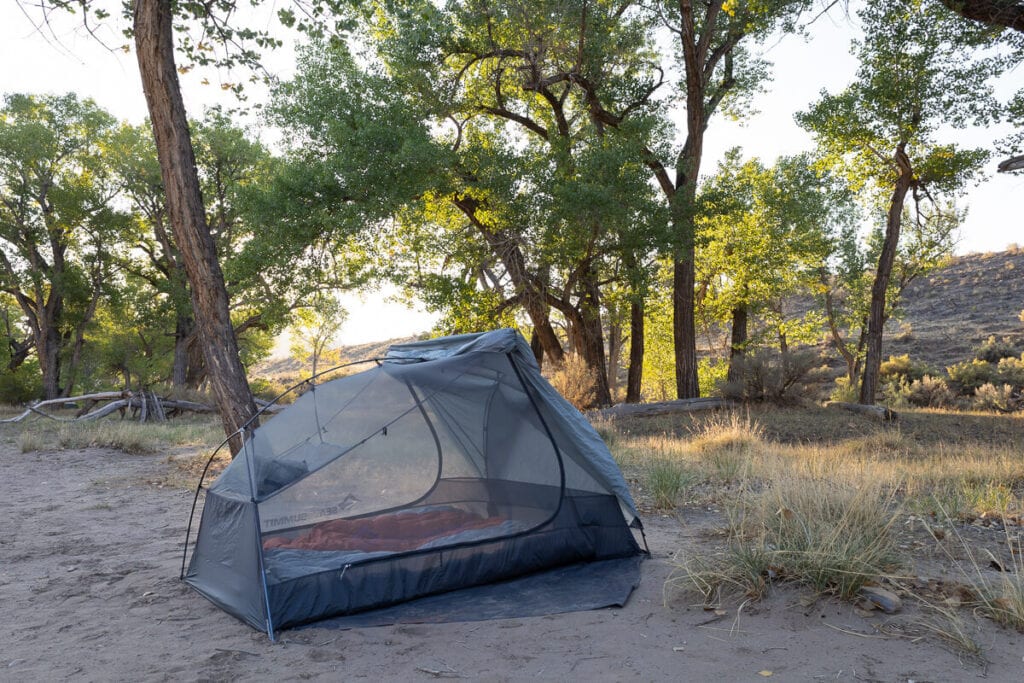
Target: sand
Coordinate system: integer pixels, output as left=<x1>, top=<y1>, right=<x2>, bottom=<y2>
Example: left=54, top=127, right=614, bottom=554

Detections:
left=2, top=446, right=1022, bottom=681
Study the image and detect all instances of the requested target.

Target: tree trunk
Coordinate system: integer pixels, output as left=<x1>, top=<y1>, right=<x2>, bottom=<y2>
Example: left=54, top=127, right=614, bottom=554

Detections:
left=6, top=338, right=33, bottom=371
left=453, top=196, right=564, bottom=367
left=626, top=295, right=644, bottom=403
left=860, top=145, right=913, bottom=405
left=577, top=271, right=612, bottom=407
left=529, top=329, right=544, bottom=369
left=671, top=92, right=703, bottom=399
left=39, top=320, right=62, bottom=400
left=672, top=249, right=699, bottom=398
left=607, top=315, right=622, bottom=402
left=726, top=303, right=748, bottom=383
left=171, top=314, right=194, bottom=386
left=133, top=0, right=257, bottom=455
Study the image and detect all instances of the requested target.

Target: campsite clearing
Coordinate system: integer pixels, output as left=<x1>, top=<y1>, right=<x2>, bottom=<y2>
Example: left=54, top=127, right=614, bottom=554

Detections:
left=3, top=435, right=1024, bottom=680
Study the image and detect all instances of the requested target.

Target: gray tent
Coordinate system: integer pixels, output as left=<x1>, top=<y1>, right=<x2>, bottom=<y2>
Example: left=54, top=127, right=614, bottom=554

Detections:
left=183, top=329, right=644, bottom=635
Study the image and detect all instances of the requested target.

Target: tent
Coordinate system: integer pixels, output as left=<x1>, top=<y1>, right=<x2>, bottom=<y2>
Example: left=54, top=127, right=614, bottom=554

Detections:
left=183, top=329, right=645, bottom=636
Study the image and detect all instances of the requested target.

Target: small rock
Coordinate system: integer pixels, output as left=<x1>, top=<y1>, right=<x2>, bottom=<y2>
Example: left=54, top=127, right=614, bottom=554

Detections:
left=858, top=586, right=902, bottom=614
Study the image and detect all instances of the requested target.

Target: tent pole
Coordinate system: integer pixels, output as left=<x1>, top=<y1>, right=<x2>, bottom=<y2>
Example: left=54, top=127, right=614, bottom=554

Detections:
left=240, top=427, right=276, bottom=640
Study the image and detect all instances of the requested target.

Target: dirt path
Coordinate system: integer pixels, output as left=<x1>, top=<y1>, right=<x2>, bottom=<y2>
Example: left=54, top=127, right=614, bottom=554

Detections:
left=2, top=446, right=1020, bottom=681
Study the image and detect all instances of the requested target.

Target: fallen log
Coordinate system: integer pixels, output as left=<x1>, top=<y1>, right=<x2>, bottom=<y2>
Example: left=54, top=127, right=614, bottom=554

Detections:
left=825, top=401, right=898, bottom=422
left=589, top=397, right=735, bottom=420
left=77, top=399, right=131, bottom=421
left=3, top=391, right=279, bottom=424
left=1, top=392, right=128, bottom=423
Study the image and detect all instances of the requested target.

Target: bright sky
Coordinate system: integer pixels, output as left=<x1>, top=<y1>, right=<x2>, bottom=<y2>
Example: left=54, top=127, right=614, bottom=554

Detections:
left=2, top=4, right=1021, bottom=344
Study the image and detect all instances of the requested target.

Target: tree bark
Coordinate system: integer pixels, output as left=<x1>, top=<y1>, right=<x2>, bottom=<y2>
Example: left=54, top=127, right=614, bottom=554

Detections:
left=529, top=329, right=544, bottom=369
left=577, top=268, right=612, bottom=407
left=672, top=247, right=700, bottom=398
left=626, top=295, right=644, bottom=403
left=133, top=0, right=257, bottom=455
left=6, top=337, right=33, bottom=371
left=607, top=314, right=622, bottom=402
left=860, top=144, right=914, bottom=405
left=171, top=314, right=195, bottom=386
left=938, top=0, right=1024, bottom=32
left=726, top=303, right=748, bottom=383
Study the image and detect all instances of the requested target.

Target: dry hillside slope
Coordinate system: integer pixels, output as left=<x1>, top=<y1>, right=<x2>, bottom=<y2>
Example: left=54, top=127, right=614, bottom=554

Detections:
left=885, top=249, right=1024, bottom=369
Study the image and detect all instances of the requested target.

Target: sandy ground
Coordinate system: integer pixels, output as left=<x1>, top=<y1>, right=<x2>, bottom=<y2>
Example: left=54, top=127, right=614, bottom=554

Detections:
left=3, top=446, right=1023, bottom=682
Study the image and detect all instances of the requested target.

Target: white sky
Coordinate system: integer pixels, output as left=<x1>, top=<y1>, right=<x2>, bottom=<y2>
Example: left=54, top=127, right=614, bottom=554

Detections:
left=2, top=4, right=1022, bottom=344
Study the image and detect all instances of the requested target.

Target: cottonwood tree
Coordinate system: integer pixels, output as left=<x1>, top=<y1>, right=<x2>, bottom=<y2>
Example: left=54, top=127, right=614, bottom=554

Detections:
left=696, top=151, right=856, bottom=381
left=289, top=294, right=347, bottom=379
left=798, top=0, right=996, bottom=404
left=272, top=3, right=668, bottom=406
left=0, top=93, right=129, bottom=399
left=818, top=205, right=958, bottom=391
left=637, top=0, right=814, bottom=398
left=371, top=0, right=668, bottom=406
left=23, top=0, right=287, bottom=451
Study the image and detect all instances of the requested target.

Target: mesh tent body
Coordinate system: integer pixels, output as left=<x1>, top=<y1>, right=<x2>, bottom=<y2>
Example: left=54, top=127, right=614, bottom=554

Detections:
left=184, top=328, right=642, bottom=633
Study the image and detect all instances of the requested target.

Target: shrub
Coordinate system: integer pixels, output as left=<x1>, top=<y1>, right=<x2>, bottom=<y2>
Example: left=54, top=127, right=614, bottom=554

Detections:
left=0, top=362, right=43, bottom=405
left=894, top=322, right=914, bottom=342
left=248, top=377, right=292, bottom=403
left=907, top=375, right=955, bottom=408
left=947, top=359, right=998, bottom=393
left=549, top=354, right=597, bottom=410
left=885, top=375, right=954, bottom=409
left=719, top=349, right=820, bottom=402
left=829, top=375, right=859, bottom=403
left=973, top=383, right=1020, bottom=412
left=996, top=355, right=1024, bottom=389
left=975, top=335, right=1021, bottom=363
left=879, top=354, right=934, bottom=383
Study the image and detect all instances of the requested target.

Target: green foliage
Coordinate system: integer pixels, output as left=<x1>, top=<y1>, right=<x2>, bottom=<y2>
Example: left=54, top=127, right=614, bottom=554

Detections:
left=0, top=92, right=130, bottom=397
left=696, top=151, right=856, bottom=351
left=0, top=359, right=43, bottom=404
left=647, top=461, right=696, bottom=510
left=288, top=293, right=347, bottom=379
left=641, top=270, right=676, bottom=402
left=698, top=358, right=729, bottom=398
left=830, top=376, right=860, bottom=403
left=719, top=349, right=820, bottom=402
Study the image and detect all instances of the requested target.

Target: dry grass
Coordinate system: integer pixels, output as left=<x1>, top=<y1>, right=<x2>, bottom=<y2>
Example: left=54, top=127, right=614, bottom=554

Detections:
left=5, top=415, right=222, bottom=455
left=600, top=404, right=1024, bottom=640
left=667, top=476, right=901, bottom=604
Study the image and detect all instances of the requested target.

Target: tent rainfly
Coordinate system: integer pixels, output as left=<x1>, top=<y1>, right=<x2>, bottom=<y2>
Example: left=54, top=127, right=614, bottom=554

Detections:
left=183, top=329, right=645, bottom=635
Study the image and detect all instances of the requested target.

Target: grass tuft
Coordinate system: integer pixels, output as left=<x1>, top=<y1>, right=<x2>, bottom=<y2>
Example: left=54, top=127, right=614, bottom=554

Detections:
left=668, top=477, right=901, bottom=604
left=17, top=430, right=46, bottom=453
left=647, top=461, right=696, bottom=510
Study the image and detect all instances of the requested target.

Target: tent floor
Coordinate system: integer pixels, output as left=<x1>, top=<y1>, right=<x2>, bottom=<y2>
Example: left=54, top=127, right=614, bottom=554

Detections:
left=299, top=555, right=643, bottom=630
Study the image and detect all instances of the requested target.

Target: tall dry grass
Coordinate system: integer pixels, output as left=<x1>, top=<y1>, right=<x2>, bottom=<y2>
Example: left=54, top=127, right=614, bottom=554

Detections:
left=6, top=415, right=222, bottom=455
left=667, top=476, right=901, bottom=604
left=601, top=405, right=1024, bottom=633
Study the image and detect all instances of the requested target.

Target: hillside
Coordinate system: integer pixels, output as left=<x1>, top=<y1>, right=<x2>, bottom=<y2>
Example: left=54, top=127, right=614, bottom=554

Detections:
left=885, top=248, right=1024, bottom=369
left=253, top=335, right=424, bottom=382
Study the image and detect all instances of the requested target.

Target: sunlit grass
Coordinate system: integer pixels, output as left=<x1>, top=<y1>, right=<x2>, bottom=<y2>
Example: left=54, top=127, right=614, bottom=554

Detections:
left=599, top=404, right=1024, bottom=640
